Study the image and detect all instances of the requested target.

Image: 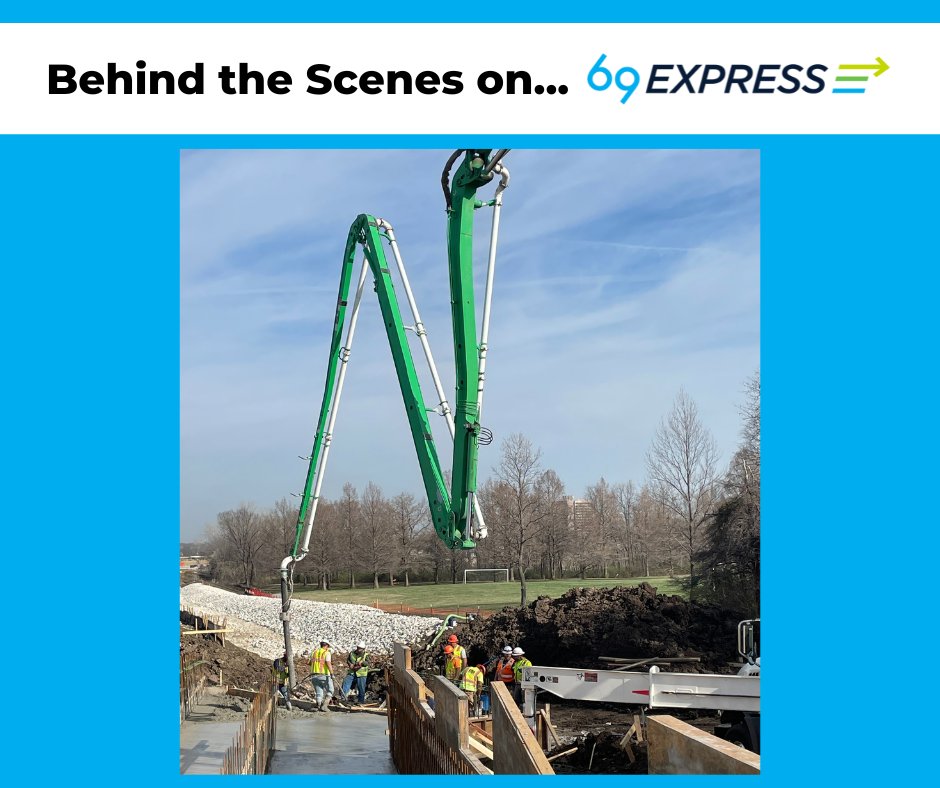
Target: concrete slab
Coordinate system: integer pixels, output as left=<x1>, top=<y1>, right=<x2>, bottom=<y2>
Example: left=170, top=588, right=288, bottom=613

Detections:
left=269, top=714, right=396, bottom=774
left=179, top=720, right=242, bottom=774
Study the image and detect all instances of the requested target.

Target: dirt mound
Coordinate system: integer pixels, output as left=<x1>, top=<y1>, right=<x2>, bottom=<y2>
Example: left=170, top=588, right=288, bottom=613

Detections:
left=412, top=582, right=745, bottom=674
left=182, top=632, right=274, bottom=690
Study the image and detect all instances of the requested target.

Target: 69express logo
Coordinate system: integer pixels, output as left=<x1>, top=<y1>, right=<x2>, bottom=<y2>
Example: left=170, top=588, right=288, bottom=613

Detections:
left=587, top=54, right=890, bottom=104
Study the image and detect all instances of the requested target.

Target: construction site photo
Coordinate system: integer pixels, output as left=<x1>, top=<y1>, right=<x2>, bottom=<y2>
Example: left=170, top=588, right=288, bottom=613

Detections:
left=180, top=149, right=760, bottom=775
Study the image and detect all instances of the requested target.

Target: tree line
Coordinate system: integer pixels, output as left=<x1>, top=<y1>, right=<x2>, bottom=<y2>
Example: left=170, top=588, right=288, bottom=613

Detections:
left=199, top=371, right=760, bottom=616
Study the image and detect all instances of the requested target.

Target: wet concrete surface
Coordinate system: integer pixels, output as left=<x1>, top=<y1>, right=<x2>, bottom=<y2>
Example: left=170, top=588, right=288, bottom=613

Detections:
left=269, top=713, right=396, bottom=774
left=180, top=719, right=243, bottom=774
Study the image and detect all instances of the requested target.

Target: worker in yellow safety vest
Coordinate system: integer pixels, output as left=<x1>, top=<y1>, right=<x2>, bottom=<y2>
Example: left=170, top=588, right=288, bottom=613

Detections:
left=443, top=645, right=463, bottom=682
left=458, top=663, right=485, bottom=714
left=446, top=633, right=468, bottom=664
left=511, top=647, right=532, bottom=703
left=272, top=651, right=292, bottom=711
left=310, top=639, right=334, bottom=712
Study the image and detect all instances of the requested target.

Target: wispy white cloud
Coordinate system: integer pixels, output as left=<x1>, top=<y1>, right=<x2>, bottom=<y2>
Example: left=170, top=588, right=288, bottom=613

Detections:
left=181, top=149, right=759, bottom=540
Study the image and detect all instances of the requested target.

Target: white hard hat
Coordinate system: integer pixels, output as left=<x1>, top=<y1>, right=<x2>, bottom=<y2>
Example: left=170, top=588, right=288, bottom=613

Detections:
left=512, top=647, right=525, bottom=656
left=501, top=646, right=512, bottom=655
left=356, top=641, right=366, bottom=649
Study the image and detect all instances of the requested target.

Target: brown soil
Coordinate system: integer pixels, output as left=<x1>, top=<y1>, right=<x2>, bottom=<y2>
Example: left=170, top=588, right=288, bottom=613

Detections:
left=410, top=582, right=746, bottom=675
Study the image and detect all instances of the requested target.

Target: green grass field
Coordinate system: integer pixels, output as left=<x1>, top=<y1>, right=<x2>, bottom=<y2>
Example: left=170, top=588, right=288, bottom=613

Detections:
left=284, top=576, right=685, bottom=611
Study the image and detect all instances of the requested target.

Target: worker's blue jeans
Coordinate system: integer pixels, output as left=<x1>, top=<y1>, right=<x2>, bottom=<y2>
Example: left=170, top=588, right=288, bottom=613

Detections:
left=342, top=673, right=367, bottom=703
left=311, top=674, right=333, bottom=705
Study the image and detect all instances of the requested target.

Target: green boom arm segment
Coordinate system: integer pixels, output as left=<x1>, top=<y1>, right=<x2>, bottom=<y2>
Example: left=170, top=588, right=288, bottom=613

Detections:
left=291, top=150, right=503, bottom=556
left=447, top=150, right=498, bottom=546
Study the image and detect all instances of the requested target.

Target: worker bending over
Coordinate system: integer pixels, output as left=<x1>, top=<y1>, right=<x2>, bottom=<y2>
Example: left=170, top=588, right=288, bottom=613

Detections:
left=342, top=641, right=370, bottom=705
left=273, top=651, right=292, bottom=711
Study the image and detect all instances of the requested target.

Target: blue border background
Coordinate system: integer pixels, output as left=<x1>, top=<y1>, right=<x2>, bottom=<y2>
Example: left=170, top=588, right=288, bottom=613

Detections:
left=2, top=3, right=937, bottom=783
left=3, top=2, right=939, bottom=22
left=4, top=133, right=936, bottom=784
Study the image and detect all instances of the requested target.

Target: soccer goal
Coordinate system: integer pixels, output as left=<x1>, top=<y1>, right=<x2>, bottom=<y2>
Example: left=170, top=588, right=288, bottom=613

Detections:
left=463, top=568, right=510, bottom=584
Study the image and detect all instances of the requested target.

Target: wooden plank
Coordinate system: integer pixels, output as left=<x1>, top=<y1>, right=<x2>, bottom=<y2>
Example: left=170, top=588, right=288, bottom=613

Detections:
left=547, top=747, right=578, bottom=763
left=540, top=709, right=563, bottom=748
left=470, top=724, right=494, bottom=747
left=182, top=628, right=231, bottom=635
left=633, top=712, right=644, bottom=743
left=618, top=723, right=636, bottom=748
left=469, top=736, right=494, bottom=760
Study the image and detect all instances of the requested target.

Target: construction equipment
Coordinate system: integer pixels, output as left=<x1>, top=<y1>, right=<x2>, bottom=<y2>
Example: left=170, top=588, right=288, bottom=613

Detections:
left=519, top=619, right=761, bottom=753
left=277, top=150, right=511, bottom=688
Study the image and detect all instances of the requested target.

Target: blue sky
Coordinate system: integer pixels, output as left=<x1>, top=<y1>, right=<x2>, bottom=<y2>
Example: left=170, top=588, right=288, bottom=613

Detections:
left=180, top=149, right=759, bottom=541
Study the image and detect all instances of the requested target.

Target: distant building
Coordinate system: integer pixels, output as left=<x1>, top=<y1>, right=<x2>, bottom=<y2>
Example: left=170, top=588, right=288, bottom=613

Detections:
left=563, top=496, right=592, bottom=529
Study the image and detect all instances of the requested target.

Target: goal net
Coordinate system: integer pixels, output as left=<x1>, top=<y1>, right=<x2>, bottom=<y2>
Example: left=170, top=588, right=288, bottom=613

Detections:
left=463, top=568, right=510, bottom=584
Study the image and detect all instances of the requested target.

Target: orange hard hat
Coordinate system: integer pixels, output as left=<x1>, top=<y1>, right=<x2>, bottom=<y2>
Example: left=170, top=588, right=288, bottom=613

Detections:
left=444, top=645, right=453, bottom=654
left=447, top=635, right=458, bottom=643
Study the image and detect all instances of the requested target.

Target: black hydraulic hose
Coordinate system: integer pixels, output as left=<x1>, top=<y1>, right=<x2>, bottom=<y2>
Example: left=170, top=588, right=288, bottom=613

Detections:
left=441, top=149, right=462, bottom=209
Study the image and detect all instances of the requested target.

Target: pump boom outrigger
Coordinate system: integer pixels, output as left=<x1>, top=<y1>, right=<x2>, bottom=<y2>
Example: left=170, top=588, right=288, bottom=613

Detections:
left=277, top=150, right=510, bottom=690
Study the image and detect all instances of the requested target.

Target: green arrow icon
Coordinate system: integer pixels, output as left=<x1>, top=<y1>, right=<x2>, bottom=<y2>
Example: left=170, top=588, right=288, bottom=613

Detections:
left=839, top=56, right=890, bottom=77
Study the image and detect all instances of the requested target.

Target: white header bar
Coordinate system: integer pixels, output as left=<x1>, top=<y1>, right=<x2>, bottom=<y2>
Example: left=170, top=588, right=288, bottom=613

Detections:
left=0, top=23, right=935, bottom=133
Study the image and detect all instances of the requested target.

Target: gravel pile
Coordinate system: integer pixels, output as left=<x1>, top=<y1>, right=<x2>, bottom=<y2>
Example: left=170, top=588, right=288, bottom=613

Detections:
left=180, top=583, right=441, bottom=659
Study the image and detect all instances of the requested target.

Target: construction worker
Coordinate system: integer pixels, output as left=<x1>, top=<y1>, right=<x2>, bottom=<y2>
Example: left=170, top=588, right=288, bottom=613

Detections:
left=491, top=646, right=515, bottom=684
left=511, top=647, right=532, bottom=703
left=272, top=651, right=292, bottom=711
left=341, top=641, right=370, bottom=705
left=458, top=663, right=485, bottom=714
left=443, top=644, right=463, bottom=682
left=310, top=639, right=334, bottom=712
left=446, top=633, right=468, bottom=664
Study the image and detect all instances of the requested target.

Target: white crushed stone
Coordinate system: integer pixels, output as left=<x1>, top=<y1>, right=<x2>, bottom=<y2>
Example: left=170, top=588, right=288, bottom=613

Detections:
left=180, top=583, right=441, bottom=660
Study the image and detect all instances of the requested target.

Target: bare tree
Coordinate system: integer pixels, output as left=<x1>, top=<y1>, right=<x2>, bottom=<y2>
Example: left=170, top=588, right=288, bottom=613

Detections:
left=613, top=481, right=638, bottom=573
left=339, top=482, right=361, bottom=588
left=390, top=491, right=426, bottom=586
left=360, top=482, right=392, bottom=589
left=216, top=504, right=266, bottom=587
left=585, top=477, right=619, bottom=578
left=307, top=499, right=342, bottom=590
left=698, top=370, right=760, bottom=614
left=536, top=470, right=569, bottom=580
left=491, top=433, right=552, bottom=606
left=646, top=389, right=720, bottom=599
left=264, top=497, right=299, bottom=565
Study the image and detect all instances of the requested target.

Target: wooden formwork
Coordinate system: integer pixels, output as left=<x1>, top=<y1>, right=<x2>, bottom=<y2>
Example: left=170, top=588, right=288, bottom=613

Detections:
left=387, top=645, right=489, bottom=774
left=388, top=643, right=552, bottom=775
left=180, top=605, right=228, bottom=646
left=179, top=653, right=209, bottom=724
left=387, top=672, right=484, bottom=774
left=220, top=680, right=278, bottom=775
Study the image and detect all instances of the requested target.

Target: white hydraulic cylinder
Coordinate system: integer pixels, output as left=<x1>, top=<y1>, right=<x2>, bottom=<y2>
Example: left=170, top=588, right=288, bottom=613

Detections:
left=298, top=257, right=370, bottom=554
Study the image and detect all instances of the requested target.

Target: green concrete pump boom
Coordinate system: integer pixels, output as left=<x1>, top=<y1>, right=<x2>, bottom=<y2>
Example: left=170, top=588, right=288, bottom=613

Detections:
left=276, top=151, right=509, bottom=688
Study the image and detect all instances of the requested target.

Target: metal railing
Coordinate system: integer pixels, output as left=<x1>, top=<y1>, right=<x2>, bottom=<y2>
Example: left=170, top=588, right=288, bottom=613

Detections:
left=220, top=680, right=278, bottom=774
